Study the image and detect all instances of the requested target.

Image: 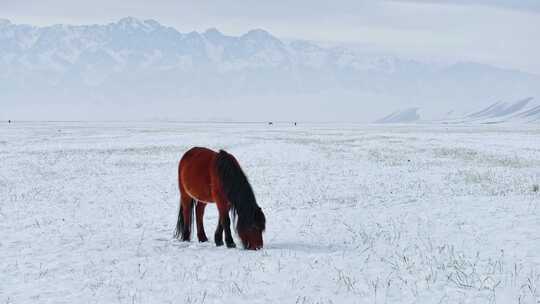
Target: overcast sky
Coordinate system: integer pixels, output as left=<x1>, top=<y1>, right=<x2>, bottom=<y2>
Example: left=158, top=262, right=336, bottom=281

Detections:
left=2, top=0, right=539, bottom=74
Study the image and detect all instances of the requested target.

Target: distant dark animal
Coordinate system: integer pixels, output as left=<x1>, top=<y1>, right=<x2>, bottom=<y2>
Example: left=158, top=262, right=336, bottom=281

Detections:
left=8, top=120, right=11, bottom=124
left=294, top=122, right=297, bottom=126
left=268, top=122, right=273, bottom=125
left=175, top=147, right=266, bottom=250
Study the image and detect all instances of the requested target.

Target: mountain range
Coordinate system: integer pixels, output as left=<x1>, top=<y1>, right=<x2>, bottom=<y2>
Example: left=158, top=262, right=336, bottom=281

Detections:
left=1, top=17, right=539, bottom=121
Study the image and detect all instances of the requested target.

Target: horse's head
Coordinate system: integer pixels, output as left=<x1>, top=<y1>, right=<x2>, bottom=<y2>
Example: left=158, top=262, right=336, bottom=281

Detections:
left=238, top=207, right=266, bottom=250
left=215, top=150, right=266, bottom=250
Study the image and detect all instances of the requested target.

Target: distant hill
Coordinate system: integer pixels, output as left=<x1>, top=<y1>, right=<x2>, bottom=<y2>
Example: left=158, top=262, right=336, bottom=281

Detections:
left=458, top=97, right=540, bottom=123
left=375, top=108, right=420, bottom=123
left=375, top=97, right=540, bottom=124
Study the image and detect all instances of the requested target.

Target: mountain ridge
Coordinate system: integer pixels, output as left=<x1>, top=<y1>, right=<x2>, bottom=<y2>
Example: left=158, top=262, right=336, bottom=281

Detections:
left=2, top=17, right=540, bottom=121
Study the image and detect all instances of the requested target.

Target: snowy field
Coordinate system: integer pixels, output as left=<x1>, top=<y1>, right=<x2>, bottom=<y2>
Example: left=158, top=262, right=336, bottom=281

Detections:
left=1, top=122, right=539, bottom=304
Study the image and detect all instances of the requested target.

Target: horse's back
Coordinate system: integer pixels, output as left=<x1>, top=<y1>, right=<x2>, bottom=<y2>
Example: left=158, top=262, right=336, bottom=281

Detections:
left=178, top=147, right=217, bottom=202
left=181, top=146, right=215, bottom=160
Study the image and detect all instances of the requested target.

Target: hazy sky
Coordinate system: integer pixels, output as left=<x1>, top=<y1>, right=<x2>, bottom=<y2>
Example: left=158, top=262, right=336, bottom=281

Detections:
left=2, top=0, right=539, bottom=74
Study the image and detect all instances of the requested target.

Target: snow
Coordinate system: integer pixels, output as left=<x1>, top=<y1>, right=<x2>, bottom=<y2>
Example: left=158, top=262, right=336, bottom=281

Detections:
left=1, top=122, right=539, bottom=303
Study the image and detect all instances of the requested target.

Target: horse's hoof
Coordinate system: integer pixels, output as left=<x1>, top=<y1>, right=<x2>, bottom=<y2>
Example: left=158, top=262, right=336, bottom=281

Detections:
left=215, top=240, right=224, bottom=247
left=226, top=242, right=236, bottom=248
left=198, top=236, right=208, bottom=242
left=181, top=233, right=191, bottom=242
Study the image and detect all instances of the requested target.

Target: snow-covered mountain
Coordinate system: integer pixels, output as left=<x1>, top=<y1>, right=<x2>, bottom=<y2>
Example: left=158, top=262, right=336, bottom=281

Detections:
left=1, top=17, right=540, bottom=121
left=375, top=97, right=540, bottom=124
left=374, top=108, right=420, bottom=123
left=456, top=97, right=540, bottom=124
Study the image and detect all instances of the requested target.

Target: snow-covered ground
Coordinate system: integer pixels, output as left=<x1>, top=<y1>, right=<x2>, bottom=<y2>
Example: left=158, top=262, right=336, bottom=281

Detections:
left=1, top=122, right=539, bottom=303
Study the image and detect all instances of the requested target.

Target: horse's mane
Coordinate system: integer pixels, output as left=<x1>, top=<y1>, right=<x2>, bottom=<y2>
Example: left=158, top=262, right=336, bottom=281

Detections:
left=215, top=150, right=265, bottom=232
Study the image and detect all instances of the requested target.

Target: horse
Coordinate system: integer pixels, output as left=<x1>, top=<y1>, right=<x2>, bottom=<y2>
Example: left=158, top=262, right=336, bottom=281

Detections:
left=175, top=147, right=266, bottom=250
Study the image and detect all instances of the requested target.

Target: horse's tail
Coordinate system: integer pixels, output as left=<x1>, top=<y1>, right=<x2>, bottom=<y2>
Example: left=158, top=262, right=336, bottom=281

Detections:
left=174, top=198, right=195, bottom=239
left=215, top=150, right=263, bottom=231
left=174, top=203, right=183, bottom=239
left=175, top=162, right=195, bottom=239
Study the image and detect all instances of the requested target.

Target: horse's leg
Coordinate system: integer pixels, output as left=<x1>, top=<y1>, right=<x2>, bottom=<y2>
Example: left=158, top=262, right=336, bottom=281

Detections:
left=180, top=194, right=194, bottom=241
left=222, top=213, right=236, bottom=248
left=216, top=198, right=236, bottom=248
left=214, top=221, right=224, bottom=246
left=195, top=202, right=208, bottom=242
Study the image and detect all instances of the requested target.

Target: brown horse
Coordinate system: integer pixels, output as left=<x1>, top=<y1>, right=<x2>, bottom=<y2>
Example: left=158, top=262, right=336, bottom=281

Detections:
left=175, top=147, right=266, bottom=250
